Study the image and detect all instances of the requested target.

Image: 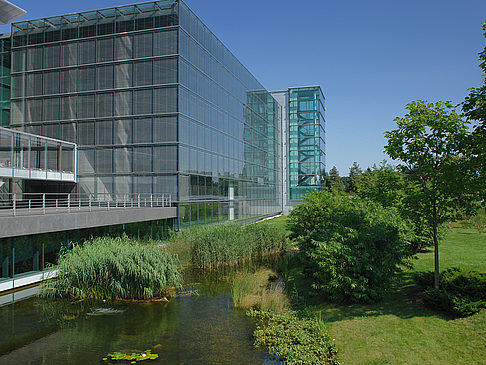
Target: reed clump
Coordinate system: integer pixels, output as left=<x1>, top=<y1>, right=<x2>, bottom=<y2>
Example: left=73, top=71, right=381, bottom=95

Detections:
left=233, top=269, right=290, bottom=312
left=171, top=222, right=288, bottom=268
left=38, top=235, right=181, bottom=300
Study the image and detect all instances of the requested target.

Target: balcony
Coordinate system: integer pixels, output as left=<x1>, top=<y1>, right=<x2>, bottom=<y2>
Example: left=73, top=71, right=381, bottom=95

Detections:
left=0, top=127, right=76, bottom=183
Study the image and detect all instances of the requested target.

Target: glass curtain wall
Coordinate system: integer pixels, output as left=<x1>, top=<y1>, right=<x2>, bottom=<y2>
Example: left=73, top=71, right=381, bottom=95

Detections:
left=178, top=0, right=281, bottom=227
left=8, top=0, right=281, bottom=226
left=0, top=34, right=10, bottom=127
left=288, top=86, right=325, bottom=201
left=9, top=1, right=179, bottom=200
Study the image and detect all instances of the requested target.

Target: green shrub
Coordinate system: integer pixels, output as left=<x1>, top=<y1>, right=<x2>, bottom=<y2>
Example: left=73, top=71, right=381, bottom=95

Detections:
left=38, top=235, right=181, bottom=299
left=288, top=190, right=413, bottom=303
left=414, top=268, right=486, bottom=316
left=460, top=208, right=486, bottom=234
left=173, top=223, right=288, bottom=268
left=248, top=309, right=340, bottom=365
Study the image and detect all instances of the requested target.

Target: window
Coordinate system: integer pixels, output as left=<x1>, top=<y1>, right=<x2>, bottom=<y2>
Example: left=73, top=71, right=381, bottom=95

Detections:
left=96, top=93, right=113, bottom=117
left=134, top=33, right=152, bottom=58
left=133, top=118, right=152, bottom=143
left=115, top=36, right=132, bottom=60
left=97, top=65, right=114, bottom=90
left=154, top=87, right=176, bottom=113
left=114, top=91, right=132, bottom=116
left=133, top=89, right=152, bottom=115
left=154, top=58, right=177, bottom=84
left=97, top=38, right=114, bottom=62
left=133, top=61, right=152, bottom=86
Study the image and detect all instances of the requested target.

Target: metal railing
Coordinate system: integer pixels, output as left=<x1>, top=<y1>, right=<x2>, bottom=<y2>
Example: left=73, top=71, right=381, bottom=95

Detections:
left=0, top=192, right=172, bottom=217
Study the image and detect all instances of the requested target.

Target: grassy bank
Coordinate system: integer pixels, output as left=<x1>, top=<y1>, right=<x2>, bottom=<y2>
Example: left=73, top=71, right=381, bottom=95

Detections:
left=232, top=268, right=289, bottom=312
left=281, top=220, right=486, bottom=365
left=228, top=263, right=340, bottom=364
left=39, top=236, right=181, bottom=300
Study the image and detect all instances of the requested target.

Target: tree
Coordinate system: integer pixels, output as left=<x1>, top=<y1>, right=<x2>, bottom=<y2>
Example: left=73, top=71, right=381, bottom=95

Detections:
left=355, top=161, right=404, bottom=208
left=346, top=161, right=363, bottom=193
left=288, top=190, right=413, bottom=303
left=462, top=22, right=486, bottom=199
left=355, top=161, right=442, bottom=252
left=327, top=166, right=345, bottom=192
left=385, top=101, right=473, bottom=289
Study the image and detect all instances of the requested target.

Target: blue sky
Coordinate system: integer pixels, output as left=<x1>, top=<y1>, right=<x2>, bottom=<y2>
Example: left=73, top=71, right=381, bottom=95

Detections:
left=2, top=0, right=485, bottom=175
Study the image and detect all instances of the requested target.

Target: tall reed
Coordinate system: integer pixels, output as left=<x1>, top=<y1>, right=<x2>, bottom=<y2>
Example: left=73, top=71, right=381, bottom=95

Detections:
left=38, top=235, right=181, bottom=300
left=170, top=222, right=288, bottom=269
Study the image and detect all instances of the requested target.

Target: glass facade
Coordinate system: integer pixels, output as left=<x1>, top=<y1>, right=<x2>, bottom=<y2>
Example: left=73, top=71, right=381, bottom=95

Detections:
left=8, top=0, right=282, bottom=226
left=0, top=34, right=10, bottom=127
left=178, top=2, right=280, bottom=226
left=10, top=1, right=179, bottom=201
left=288, top=86, right=325, bottom=201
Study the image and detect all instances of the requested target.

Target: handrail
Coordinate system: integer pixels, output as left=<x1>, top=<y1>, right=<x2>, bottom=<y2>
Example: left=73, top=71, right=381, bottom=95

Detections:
left=0, top=192, right=172, bottom=217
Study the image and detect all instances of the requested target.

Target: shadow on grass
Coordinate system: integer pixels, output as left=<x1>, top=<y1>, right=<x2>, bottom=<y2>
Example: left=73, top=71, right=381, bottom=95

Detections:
left=299, top=272, right=452, bottom=323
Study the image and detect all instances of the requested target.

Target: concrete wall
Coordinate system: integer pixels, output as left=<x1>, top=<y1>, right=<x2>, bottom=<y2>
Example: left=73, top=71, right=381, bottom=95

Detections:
left=0, top=207, right=177, bottom=238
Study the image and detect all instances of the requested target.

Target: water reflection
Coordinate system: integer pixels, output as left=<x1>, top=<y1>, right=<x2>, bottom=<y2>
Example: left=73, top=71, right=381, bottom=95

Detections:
left=0, top=261, right=283, bottom=364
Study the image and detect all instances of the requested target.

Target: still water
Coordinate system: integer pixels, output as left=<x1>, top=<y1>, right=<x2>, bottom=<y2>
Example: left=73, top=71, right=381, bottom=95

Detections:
left=0, top=266, right=279, bottom=364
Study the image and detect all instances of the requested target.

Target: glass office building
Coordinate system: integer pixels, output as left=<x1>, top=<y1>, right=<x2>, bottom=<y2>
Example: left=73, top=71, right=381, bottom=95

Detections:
left=271, top=86, right=325, bottom=210
left=0, top=33, right=10, bottom=127
left=7, top=0, right=281, bottom=226
left=288, top=86, right=325, bottom=201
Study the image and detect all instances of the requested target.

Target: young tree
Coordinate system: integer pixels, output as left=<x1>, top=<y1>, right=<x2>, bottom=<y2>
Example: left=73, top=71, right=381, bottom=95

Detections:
left=385, top=101, right=472, bottom=289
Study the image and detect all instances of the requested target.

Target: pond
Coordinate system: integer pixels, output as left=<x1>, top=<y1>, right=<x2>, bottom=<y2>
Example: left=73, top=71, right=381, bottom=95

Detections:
left=0, top=263, right=281, bottom=364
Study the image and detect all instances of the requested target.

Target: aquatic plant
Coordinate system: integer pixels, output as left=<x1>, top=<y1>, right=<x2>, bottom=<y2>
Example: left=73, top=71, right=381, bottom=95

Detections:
left=248, top=309, right=341, bottom=365
left=38, top=235, right=181, bottom=300
left=103, top=350, right=159, bottom=363
left=171, top=222, right=288, bottom=268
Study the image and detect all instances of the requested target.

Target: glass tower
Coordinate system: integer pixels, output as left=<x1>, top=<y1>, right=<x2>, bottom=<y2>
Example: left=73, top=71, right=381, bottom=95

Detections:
left=288, top=86, right=325, bottom=201
left=0, top=33, right=10, bottom=127
left=8, top=0, right=281, bottom=225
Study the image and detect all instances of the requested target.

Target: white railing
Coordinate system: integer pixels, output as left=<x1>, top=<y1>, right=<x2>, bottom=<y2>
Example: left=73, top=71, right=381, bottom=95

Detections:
left=0, top=192, right=172, bottom=217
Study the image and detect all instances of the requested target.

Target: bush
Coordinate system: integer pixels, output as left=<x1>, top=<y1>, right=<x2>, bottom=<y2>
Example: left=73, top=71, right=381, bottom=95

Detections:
left=288, top=190, right=413, bottom=303
left=414, top=268, right=486, bottom=316
left=173, top=223, right=288, bottom=268
left=39, top=235, right=181, bottom=299
left=460, top=208, right=486, bottom=234
left=248, top=309, right=341, bottom=365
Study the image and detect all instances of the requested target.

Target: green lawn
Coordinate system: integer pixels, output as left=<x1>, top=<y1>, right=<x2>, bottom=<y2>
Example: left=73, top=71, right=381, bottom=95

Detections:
left=318, top=228, right=486, bottom=365
left=263, top=216, right=486, bottom=365
left=261, top=215, right=290, bottom=235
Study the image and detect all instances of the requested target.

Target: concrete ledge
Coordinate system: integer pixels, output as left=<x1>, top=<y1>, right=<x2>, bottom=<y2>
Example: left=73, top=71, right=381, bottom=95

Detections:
left=0, top=207, right=177, bottom=238
left=0, top=269, right=57, bottom=297
left=0, top=286, right=39, bottom=306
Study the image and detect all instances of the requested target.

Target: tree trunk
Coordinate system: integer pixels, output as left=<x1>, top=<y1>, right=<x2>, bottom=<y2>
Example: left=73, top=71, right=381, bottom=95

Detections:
left=433, top=202, right=439, bottom=289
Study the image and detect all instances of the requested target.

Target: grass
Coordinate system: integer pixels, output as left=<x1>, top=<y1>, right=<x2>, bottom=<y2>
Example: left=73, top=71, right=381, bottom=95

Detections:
left=293, top=226, right=486, bottom=365
left=232, top=268, right=290, bottom=312
left=38, top=235, right=181, bottom=300
left=260, top=215, right=291, bottom=236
